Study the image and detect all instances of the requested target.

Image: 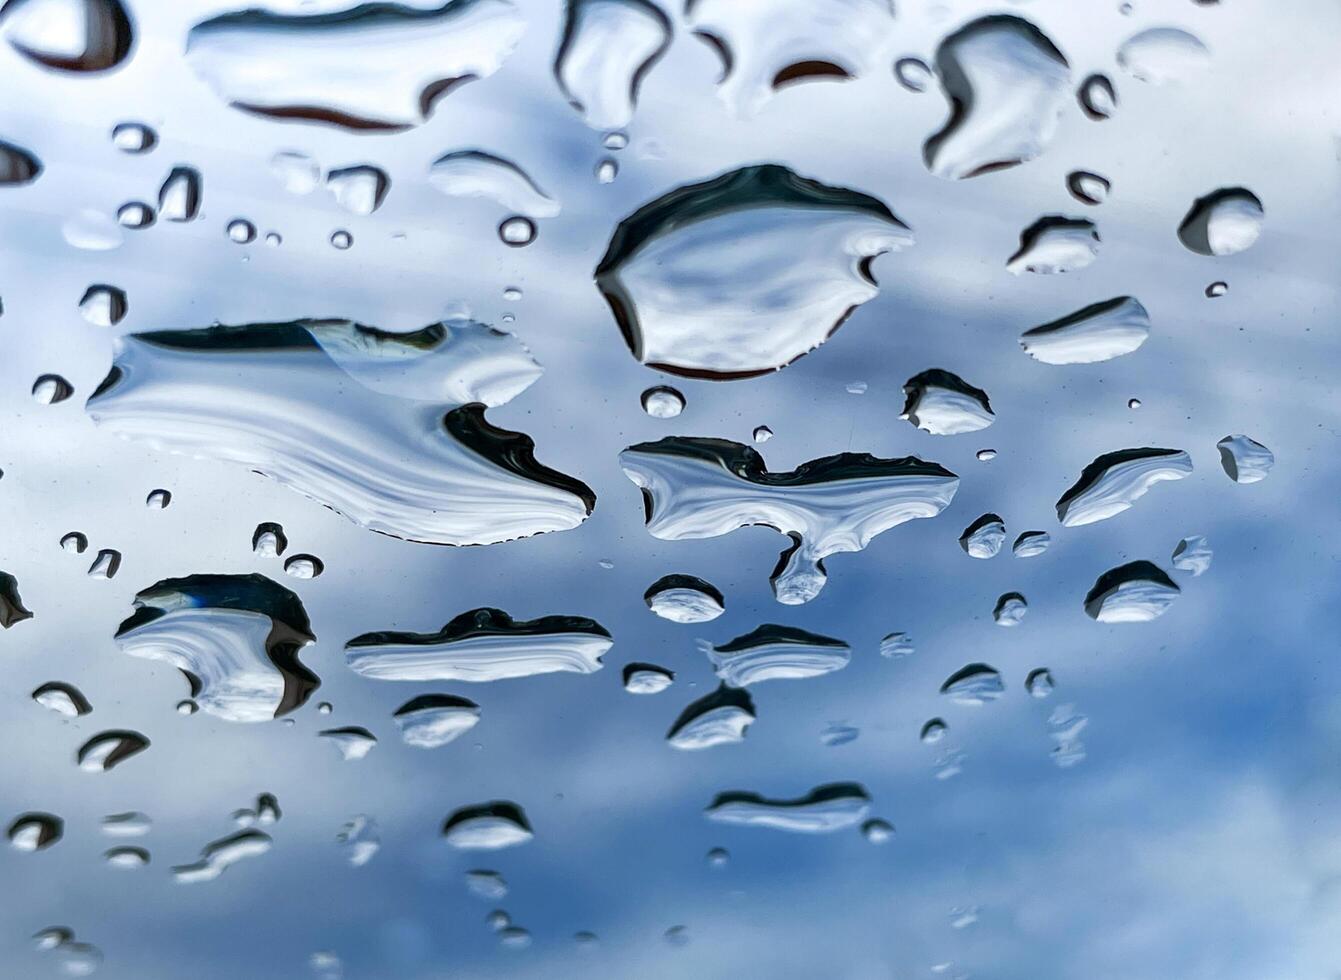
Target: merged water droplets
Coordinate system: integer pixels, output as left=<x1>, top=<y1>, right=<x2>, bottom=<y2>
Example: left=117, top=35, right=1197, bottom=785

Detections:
left=703, top=624, right=849, bottom=686
left=901, top=369, right=994, bottom=435
left=1084, top=560, right=1180, bottom=622
left=1171, top=535, right=1213, bottom=576
left=554, top=0, right=671, bottom=130
left=1056, top=448, right=1192, bottom=527
left=1178, top=188, right=1263, bottom=256
left=686, top=0, right=895, bottom=116
left=185, top=0, right=525, bottom=129
left=1006, top=217, right=1100, bottom=275
left=33, top=927, right=102, bottom=976
left=1020, top=296, right=1150, bottom=365
left=620, top=437, right=958, bottom=603
left=666, top=684, right=754, bottom=749
left=86, top=318, right=594, bottom=545
left=345, top=608, right=612, bottom=681
left=1, top=0, right=133, bottom=73
left=644, top=574, right=724, bottom=623
left=959, top=513, right=1005, bottom=559
left=1217, top=433, right=1273, bottom=483
left=704, top=782, right=870, bottom=834
left=940, top=663, right=1003, bottom=705
left=393, top=694, right=480, bottom=748
left=596, top=164, right=912, bottom=379
left=1117, top=27, right=1210, bottom=84
left=442, top=801, right=533, bottom=850
left=114, top=574, right=319, bottom=723
left=77, top=730, right=149, bottom=772
left=925, top=16, right=1070, bottom=179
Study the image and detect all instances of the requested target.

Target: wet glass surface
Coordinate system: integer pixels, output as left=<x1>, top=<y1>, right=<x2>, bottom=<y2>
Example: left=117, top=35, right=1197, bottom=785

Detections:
left=0, top=0, right=1338, bottom=977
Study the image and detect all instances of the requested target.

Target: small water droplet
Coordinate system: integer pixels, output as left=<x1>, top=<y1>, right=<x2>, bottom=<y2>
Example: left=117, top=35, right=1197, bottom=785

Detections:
left=1007, top=216, right=1100, bottom=275
left=32, top=681, right=91, bottom=717
left=752, top=425, right=772, bottom=443
left=603, top=131, right=628, bottom=150
left=104, top=846, right=149, bottom=869
left=640, top=385, right=685, bottom=418
left=664, top=925, right=690, bottom=946
left=284, top=554, right=323, bottom=579
left=60, top=531, right=88, bottom=554
left=1205, top=280, right=1227, bottom=298
left=941, top=664, right=1004, bottom=704
left=1026, top=667, right=1054, bottom=698
left=264, top=232, right=281, bottom=247
left=879, top=631, right=914, bottom=659
left=1171, top=535, right=1213, bottom=576
left=1078, top=73, right=1117, bottom=120
left=595, top=157, right=618, bottom=183
left=920, top=718, right=948, bottom=744
left=1066, top=170, right=1110, bottom=206
left=976, top=448, right=997, bottom=461
left=87, top=548, right=121, bottom=579
left=318, top=727, right=376, bottom=761
left=442, top=801, right=533, bottom=850
left=498, top=216, right=536, bottom=247
left=77, top=730, right=150, bottom=772
left=159, top=166, right=202, bottom=222
left=10, top=814, right=67, bottom=853
left=959, top=513, right=1005, bottom=559
left=32, top=374, right=73, bottom=404
left=227, top=219, right=256, bottom=243
left=252, top=522, right=287, bottom=557
left=116, top=202, right=155, bottom=228
left=1118, top=27, right=1210, bottom=84
left=79, top=284, right=127, bottom=327
left=329, top=230, right=352, bottom=250
left=706, top=846, right=729, bottom=867
left=145, top=488, right=171, bottom=508
left=465, top=869, right=508, bottom=900
left=901, top=369, right=993, bottom=435
left=111, top=122, right=156, bottom=154
left=1012, top=530, right=1050, bottom=557
left=326, top=165, right=388, bottom=215
left=1217, top=434, right=1273, bottom=483
left=894, top=56, right=931, bottom=92
left=862, top=818, right=894, bottom=843
left=993, top=592, right=1028, bottom=626
left=176, top=699, right=198, bottom=715
left=1021, top=296, right=1150, bottom=365
left=1084, top=561, right=1180, bottom=622
left=335, top=814, right=380, bottom=866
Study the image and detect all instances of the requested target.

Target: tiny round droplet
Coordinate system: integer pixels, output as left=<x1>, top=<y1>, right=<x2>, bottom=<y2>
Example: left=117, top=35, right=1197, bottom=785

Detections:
left=1206, top=281, right=1227, bottom=298
left=752, top=425, right=773, bottom=443
left=498, top=216, right=536, bottom=247
left=862, top=818, right=894, bottom=844
left=1128, top=398, right=1141, bottom=409
left=317, top=702, right=332, bottom=715
left=330, top=230, right=352, bottom=250
left=227, top=219, right=256, bottom=244
left=264, top=232, right=282, bottom=247
left=595, top=158, right=618, bottom=184
left=177, top=700, right=198, bottom=715
left=145, top=489, right=171, bottom=509
left=641, top=385, right=685, bottom=419
left=706, top=846, right=729, bottom=867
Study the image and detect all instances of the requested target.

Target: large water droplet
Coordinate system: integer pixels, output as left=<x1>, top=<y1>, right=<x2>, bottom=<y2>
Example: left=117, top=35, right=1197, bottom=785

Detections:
left=1, top=0, right=133, bottom=73
left=393, top=694, right=480, bottom=747
left=555, top=0, right=671, bottom=130
left=1006, top=216, right=1100, bottom=275
left=1056, top=448, right=1193, bottom=527
left=666, top=683, right=755, bottom=749
left=1084, top=560, right=1180, bottom=622
left=1178, top=188, right=1263, bottom=256
left=596, top=164, right=912, bottom=379
left=442, top=801, right=533, bottom=849
left=704, top=782, right=870, bottom=833
left=1216, top=433, right=1273, bottom=483
left=901, top=369, right=994, bottom=435
left=644, top=573, right=724, bottom=623
left=1020, top=296, right=1150, bottom=365
left=1117, top=27, right=1210, bottom=84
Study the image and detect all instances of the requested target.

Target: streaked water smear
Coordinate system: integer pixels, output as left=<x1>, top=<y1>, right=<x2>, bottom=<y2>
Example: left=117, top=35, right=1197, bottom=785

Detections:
left=1, top=0, right=133, bottom=73
left=1006, top=217, right=1100, bottom=275
left=442, top=801, right=533, bottom=849
left=1178, top=188, right=1263, bottom=256
left=1020, top=297, right=1150, bottom=365
left=393, top=694, right=481, bottom=748
left=596, top=164, right=913, bottom=379
left=86, top=318, right=594, bottom=546
left=345, top=608, right=612, bottom=681
left=704, top=782, right=870, bottom=833
left=620, top=437, right=958, bottom=603
left=901, top=369, right=994, bottom=435
left=1217, top=433, right=1273, bottom=483
left=959, top=513, right=1005, bottom=559
left=1117, top=27, right=1210, bottom=85
left=1056, top=448, right=1192, bottom=527
left=185, top=0, right=525, bottom=129
left=644, top=574, right=725, bottom=623
left=941, top=663, right=1004, bottom=704
left=428, top=151, right=560, bottom=218
left=1171, top=535, right=1213, bottom=576
left=172, top=829, right=272, bottom=883
left=703, top=624, right=849, bottom=686
left=1084, top=561, right=1180, bottom=623
left=114, top=574, right=319, bottom=723
left=924, top=15, right=1070, bottom=179
left=686, top=0, right=895, bottom=116
left=555, top=0, right=671, bottom=130
left=666, top=684, right=755, bottom=749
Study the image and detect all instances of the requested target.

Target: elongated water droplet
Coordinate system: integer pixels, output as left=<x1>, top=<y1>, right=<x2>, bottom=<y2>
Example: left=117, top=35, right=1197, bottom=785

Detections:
left=640, top=385, right=684, bottom=418
left=644, top=574, right=724, bottom=623
left=1179, top=188, right=1263, bottom=256
left=1, top=0, right=133, bottom=73
left=596, top=164, right=912, bottom=379
left=976, top=448, right=997, bottom=461
left=32, top=682, right=91, bottom=717
left=346, top=608, right=611, bottom=681
left=1006, top=216, right=1100, bottom=275
left=1084, top=560, right=1180, bottom=622
left=554, top=0, right=671, bottom=130
left=623, top=662, right=674, bottom=694
left=101, top=811, right=150, bottom=836
left=429, top=150, right=559, bottom=219
left=1012, top=530, right=1050, bottom=557
left=959, top=513, right=1005, bottom=559
left=1171, top=535, right=1212, bottom=576
left=185, top=0, right=525, bottom=129
left=442, top=801, right=533, bottom=849
left=1217, top=433, right=1273, bottom=483
left=465, top=869, right=508, bottom=900
left=1067, top=170, right=1110, bottom=206
left=326, top=165, right=388, bottom=215
left=111, top=122, right=154, bottom=153
left=172, top=829, right=271, bottom=883
left=901, top=369, right=994, bottom=435
left=941, top=663, right=1003, bottom=704
left=705, top=782, right=870, bottom=833
left=77, top=730, right=149, bottom=771
left=1056, top=448, right=1193, bottom=527
left=1117, top=27, right=1209, bottom=84
left=666, top=684, right=754, bottom=749
left=1021, top=296, right=1150, bottom=365
left=8, top=812, right=62, bottom=851
left=820, top=722, right=859, bottom=747
left=393, top=694, right=480, bottom=747
left=104, top=846, right=149, bottom=868
left=703, top=624, right=849, bottom=686
left=87, top=548, right=120, bottom=579
left=993, top=592, right=1028, bottom=626
left=33, top=373, right=73, bottom=404
left=0, top=139, right=41, bottom=184
left=158, top=167, right=201, bottom=222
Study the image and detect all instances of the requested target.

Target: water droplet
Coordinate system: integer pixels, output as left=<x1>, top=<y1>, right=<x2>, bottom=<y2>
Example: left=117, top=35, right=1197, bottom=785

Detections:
left=820, top=722, right=860, bottom=747
left=393, top=694, right=480, bottom=748
left=33, top=926, right=103, bottom=976
left=623, top=663, right=674, bottom=694
left=640, top=385, right=684, bottom=418
left=1217, top=433, right=1273, bottom=483
left=603, top=130, right=628, bottom=150
left=555, top=0, right=671, bottom=130
left=264, top=232, right=282, bottom=247
left=226, top=218, right=256, bottom=243
left=950, top=906, right=980, bottom=929
left=1025, top=667, right=1054, bottom=698
left=704, top=624, right=849, bottom=686
left=33, top=374, right=72, bottom=404
left=666, top=684, right=754, bottom=749
left=1006, top=216, right=1100, bottom=275
left=326, top=165, right=388, bottom=215
left=317, top=702, right=332, bottom=715
left=959, top=513, right=1005, bottom=559
left=925, top=16, right=1070, bottom=179
left=284, top=554, right=324, bottom=578
left=621, top=437, right=958, bottom=603
left=940, top=664, right=1004, bottom=704
left=1171, top=535, right=1212, bottom=576
left=894, top=56, right=931, bottom=92
left=644, top=574, right=724, bottom=623
left=1020, top=296, right=1151, bottom=365
left=114, top=573, right=319, bottom=722
left=993, top=592, right=1028, bottom=626
left=597, top=557, right=614, bottom=569
left=62, top=208, right=123, bottom=250
left=1128, top=397, right=1142, bottom=410
left=706, top=846, right=729, bottom=867
left=442, top=801, right=533, bottom=850
left=498, top=215, right=536, bottom=246
left=185, top=1, right=525, bottom=129
left=336, top=814, right=380, bottom=866
left=502, top=286, right=522, bottom=301
left=2, top=0, right=133, bottom=73
left=862, top=818, right=894, bottom=843
left=60, top=531, right=88, bottom=554
left=326, top=230, right=351, bottom=250
left=176, top=699, right=198, bottom=714
left=1078, top=73, right=1117, bottom=119
left=101, top=812, right=150, bottom=836
left=1012, top=530, right=1050, bottom=557
left=499, top=926, right=532, bottom=949
left=87, top=548, right=121, bottom=579
left=270, top=151, right=320, bottom=194
left=596, top=164, right=912, bottom=378
left=111, top=122, right=155, bottom=154
left=1066, top=170, right=1110, bottom=206
left=486, top=910, right=511, bottom=932
left=77, top=730, right=150, bottom=772
left=901, top=369, right=994, bottom=435
left=158, top=166, right=202, bottom=222
left=664, top=924, right=690, bottom=946
left=347, top=608, right=611, bottom=682
left=1048, top=703, right=1088, bottom=767
left=705, top=782, right=871, bottom=833
left=976, top=448, right=997, bottom=461
left=1179, top=188, right=1263, bottom=256
left=145, top=488, right=171, bottom=509
left=879, top=631, right=914, bottom=659
left=78, top=284, right=126, bottom=328
left=429, top=150, right=560, bottom=221
left=8, top=812, right=62, bottom=851
left=687, top=0, right=895, bottom=115
left=116, top=201, right=154, bottom=228
left=1084, top=560, right=1180, bottom=622
left=32, top=681, right=91, bottom=717
left=172, top=829, right=272, bottom=883
left=845, top=380, right=868, bottom=395
left=752, top=425, right=772, bottom=443
left=86, top=319, right=595, bottom=545
left=33, top=927, right=73, bottom=952
left=595, top=157, right=618, bottom=183
left=1205, top=280, right=1227, bottom=298
left=252, top=522, right=287, bottom=557
left=1117, top=27, right=1209, bottom=84
left=0, top=139, right=41, bottom=184
left=465, top=869, right=508, bottom=900
left=1057, top=448, right=1193, bottom=526
left=0, top=571, right=31, bottom=628
left=319, top=726, right=377, bottom=761
left=104, top=846, right=149, bottom=869
left=920, top=718, right=947, bottom=744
